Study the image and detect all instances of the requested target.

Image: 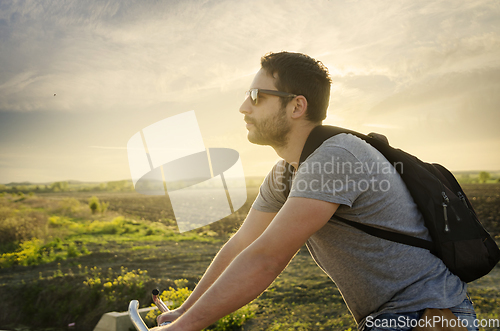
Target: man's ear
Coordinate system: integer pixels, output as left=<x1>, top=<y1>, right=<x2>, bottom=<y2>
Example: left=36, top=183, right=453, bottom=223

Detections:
left=290, top=95, right=308, bottom=119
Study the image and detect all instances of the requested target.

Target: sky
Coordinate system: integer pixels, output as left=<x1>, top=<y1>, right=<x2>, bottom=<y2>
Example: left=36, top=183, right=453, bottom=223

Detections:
left=0, top=0, right=499, bottom=184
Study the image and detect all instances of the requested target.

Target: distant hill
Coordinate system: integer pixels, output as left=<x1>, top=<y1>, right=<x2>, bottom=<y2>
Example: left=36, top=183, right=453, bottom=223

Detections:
left=2, top=171, right=498, bottom=191
left=5, top=181, right=35, bottom=186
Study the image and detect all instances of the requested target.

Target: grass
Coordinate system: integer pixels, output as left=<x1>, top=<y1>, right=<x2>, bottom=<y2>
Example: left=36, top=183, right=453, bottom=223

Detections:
left=0, top=184, right=499, bottom=330
left=0, top=192, right=243, bottom=330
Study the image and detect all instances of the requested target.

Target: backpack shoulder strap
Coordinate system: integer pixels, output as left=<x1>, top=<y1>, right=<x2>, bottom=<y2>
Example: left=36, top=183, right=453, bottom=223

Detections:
left=294, top=125, right=435, bottom=252
left=301, top=126, right=359, bottom=165
left=299, top=125, right=388, bottom=165
left=282, top=161, right=294, bottom=199
left=335, top=216, right=433, bottom=251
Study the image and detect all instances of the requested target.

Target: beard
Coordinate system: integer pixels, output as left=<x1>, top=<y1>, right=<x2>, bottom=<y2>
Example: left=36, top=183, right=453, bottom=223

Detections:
left=245, top=106, right=291, bottom=148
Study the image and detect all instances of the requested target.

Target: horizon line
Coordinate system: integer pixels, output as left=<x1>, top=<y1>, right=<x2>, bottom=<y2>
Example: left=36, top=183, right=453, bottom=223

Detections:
left=2, top=170, right=500, bottom=186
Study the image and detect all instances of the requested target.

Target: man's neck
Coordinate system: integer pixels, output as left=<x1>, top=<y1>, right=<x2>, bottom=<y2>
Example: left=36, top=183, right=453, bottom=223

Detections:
left=274, top=123, right=320, bottom=170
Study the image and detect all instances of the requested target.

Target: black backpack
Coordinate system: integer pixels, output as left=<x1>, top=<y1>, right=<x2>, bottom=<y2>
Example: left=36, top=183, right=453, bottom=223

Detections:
left=282, top=125, right=500, bottom=283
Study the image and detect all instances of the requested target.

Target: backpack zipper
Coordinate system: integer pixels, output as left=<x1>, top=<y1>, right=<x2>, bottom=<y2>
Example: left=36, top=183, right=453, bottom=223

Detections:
left=442, top=191, right=462, bottom=222
left=442, top=192, right=450, bottom=232
left=457, top=191, right=468, bottom=208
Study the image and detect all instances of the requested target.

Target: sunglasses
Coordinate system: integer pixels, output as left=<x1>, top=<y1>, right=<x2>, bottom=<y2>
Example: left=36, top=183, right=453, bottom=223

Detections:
left=245, top=88, right=297, bottom=106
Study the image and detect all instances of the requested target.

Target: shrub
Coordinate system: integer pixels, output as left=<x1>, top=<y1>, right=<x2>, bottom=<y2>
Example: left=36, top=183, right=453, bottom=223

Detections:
left=88, top=196, right=100, bottom=214
left=0, top=206, right=48, bottom=253
left=100, top=201, right=109, bottom=214
left=0, top=238, right=89, bottom=268
left=59, top=198, right=82, bottom=215
left=88, top=196, right=110, bottom=214
left=0, top=238, right=45, bottom=267
left=209, top=304, right=257, bottom=331
left=84, top=266, right=150, bottom=304
left=48, top=215, right=73, bottom=228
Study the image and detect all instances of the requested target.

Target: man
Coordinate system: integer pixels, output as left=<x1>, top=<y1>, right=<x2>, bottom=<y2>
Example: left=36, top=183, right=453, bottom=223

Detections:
left=155, top=52, right=478, bottom=331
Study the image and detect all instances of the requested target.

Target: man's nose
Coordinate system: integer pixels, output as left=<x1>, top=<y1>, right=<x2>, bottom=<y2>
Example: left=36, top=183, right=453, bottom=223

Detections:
left=239, top=97, right=252, bottom=115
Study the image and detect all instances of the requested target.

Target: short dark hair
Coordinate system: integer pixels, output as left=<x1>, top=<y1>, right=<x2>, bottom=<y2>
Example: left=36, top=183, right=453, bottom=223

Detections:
left=260, top=51, right=331, bottom=123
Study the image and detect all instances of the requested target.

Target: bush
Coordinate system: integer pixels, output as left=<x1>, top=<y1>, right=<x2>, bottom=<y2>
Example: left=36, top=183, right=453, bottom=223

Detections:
left=100, top=201, right=109, bottom=213
left=88, top=196, right=110, bottom=214
left=84, top=266, right=150, bottom=304
left=48, top=215, right=73, bottom=228
left=88, top=196, right=100, bottom=214
left=0, top=204, right=48, bottom=253
left=84, top=216, right=171, bottom=237
left=0, top=238, right=89, bottom=268
left=59, top=197, right=83, bottom=215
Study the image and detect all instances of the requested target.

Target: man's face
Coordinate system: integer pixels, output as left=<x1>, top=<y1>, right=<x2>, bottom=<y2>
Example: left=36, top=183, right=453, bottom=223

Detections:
left=239, top=69, right=291, bottom=148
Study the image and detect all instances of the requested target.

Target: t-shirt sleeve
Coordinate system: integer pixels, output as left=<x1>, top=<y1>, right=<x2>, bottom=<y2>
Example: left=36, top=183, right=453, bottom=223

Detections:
left=252, top=160, right=289, bottom=213
left=289, top=144, right=368, bottom=207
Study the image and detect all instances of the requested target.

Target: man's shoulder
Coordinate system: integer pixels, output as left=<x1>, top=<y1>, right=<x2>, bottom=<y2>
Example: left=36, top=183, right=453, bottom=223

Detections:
left=252, top=160, right=289, bottom=213
left=259, top=159, right=291, bottom=192
left=310, top=133, right=383, bottom=162
left=319, top=133, right=370, bottom=150
left=267, top=159, right=290, bottom=177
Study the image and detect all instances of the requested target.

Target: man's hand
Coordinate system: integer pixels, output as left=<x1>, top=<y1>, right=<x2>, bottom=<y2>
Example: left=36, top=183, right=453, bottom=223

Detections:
left=149, top=307, right=185, bottom=331
left=157, top=306, right=185, bottom=326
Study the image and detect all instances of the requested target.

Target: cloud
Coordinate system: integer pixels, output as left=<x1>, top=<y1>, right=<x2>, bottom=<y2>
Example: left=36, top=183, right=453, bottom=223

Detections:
left=88, top=146, right=128, bottom=150
left=362, top=123, right=401, bottom=130
left=371, top=68, right=500, bottom=117
left=2, top=0, right=498, bottom=113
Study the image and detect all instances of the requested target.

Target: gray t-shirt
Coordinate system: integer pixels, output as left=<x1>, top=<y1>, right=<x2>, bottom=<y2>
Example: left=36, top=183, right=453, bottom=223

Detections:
left=252, top=133, right=467, bottom=327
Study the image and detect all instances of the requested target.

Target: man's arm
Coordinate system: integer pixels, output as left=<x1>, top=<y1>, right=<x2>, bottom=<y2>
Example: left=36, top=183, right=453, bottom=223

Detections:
left=160, top=197, right=339, bottom=331
left=158, top=208, right=277, bottom=323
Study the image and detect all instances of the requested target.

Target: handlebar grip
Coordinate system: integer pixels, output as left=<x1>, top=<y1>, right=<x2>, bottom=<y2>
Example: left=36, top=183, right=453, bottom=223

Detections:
left=128, top=300, right=149, bottom=331
left=152, top=289, right=170, bottom=313
left=152, top=289, right=171, bottom=326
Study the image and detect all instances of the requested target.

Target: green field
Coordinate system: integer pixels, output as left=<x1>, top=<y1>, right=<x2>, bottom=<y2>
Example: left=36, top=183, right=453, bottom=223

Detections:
left=0, top=184, right=499, bottom=331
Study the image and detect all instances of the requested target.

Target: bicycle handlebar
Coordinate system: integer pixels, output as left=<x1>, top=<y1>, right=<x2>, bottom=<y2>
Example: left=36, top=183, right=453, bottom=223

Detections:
left=128, top=289, right=172, bottom=330
left=152, top=288, right=170, bottom=313
left=128, top=300, right=149, bottom=331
